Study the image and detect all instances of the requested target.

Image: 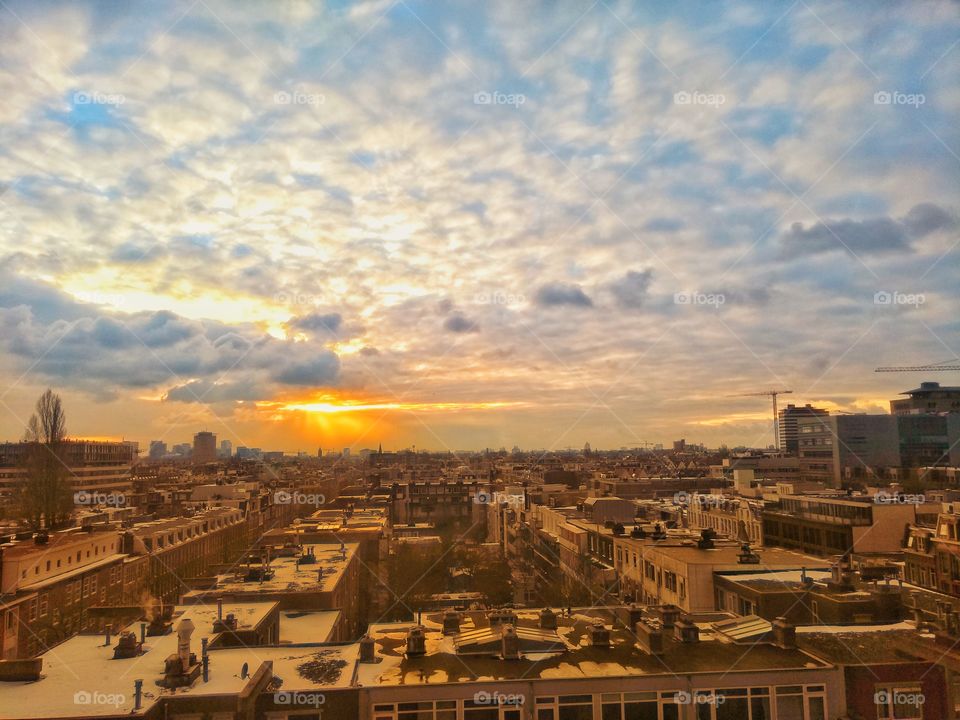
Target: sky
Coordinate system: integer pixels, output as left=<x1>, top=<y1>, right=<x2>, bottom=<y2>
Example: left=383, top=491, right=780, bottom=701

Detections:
left=0, top=0, right=958, bottom=454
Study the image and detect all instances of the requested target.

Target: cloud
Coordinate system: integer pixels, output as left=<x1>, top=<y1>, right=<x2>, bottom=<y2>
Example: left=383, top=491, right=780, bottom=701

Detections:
left=287, top=312, right=343, bottom=335
left=610, top=270, right=653, bottom=309
left=534, top=282, right=593, bottom=308
left=444, top=313, right=478, bottom=333
left=779, top=202, right=955, bottom=258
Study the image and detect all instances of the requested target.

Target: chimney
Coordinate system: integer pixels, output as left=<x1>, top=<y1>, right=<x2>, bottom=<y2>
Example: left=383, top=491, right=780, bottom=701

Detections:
left=634, top=620, right=664, bottom=656
left=217, top=597, right=223, bottom=620
left=658, top=604, right=680, bottom=630
left=406, top=626, right=426, bottom=657
left=104, top=627, right=112, bottom=646
left=588, top=619, right=610, bottom=647
left=359, top=634, right=377, bottom=663
left=500, top=624, right=520, bottom=660
left=442, top=610, right=461, bottom=635
left=674, top=617, right=699, bottom=643
left=176, top=618, right=195, bottom=673
left=134, top=680, right=143, bottom=711
left=201, top=638, right=209, bottom=682
left=539, top=607, right=558, bottom=630
left=772, top=617, right=796, bottom=649
left=619, top=603, right=645, bottom=631
left=140, top=622, right=147, bottom=644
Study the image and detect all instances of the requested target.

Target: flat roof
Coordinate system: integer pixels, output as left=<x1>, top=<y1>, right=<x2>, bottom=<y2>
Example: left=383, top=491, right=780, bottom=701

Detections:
left=279, top=610, right=341, bottom=644
left=359, top=608, right=830, bottom=685
left=185, top=543, right=357, bottom=597
left=0, top=601, right=278, bottom=719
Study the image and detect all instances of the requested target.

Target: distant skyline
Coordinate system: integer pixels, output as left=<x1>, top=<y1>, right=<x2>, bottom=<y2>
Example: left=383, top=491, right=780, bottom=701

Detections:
left=1, top=0, right=958, bottom=453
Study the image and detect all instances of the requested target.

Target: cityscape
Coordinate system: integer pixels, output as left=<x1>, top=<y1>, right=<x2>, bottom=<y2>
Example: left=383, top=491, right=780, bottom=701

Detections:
left=1, top=1, right=959, bottom=720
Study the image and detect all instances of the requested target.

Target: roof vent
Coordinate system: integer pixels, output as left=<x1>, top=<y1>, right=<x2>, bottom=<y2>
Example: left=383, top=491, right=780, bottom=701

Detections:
left=656, top=604, right=680, bottom=630
left=500, top=624, right=520, bottom=660
left=634, top=620, right=664, bottom=655
left=772, top=617, right=796, bottom=649
left=539, top=607, right=558, bottom=630
left=488, top=608, right=518, bottom=627
left=113, top=631, right=142, bottom=659
left=697, top=528, right=716, bottom=550
left=674, top=617, right=699, bottom=643
left=588, top=619, right=610, bottom=647
left=406, top=626, right=427, bottom=657
left=359, top=634, right=377, bottom=663
left=442, top=610, right=461, bottom=635
left=737, top=542, right=760, bottom=564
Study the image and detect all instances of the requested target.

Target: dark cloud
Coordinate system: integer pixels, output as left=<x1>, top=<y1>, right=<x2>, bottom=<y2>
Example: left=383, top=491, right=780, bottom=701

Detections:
left=610, top=270, right=653, bottom=308
left=0, top=274, right=341, bottom=400
left=902, top=203, right=956, bottom=237
left=287, top=312, right=343, bottom=335
left=274, top=354, right=341, bottom=386
left=535, top=282, right=593, bottom=307
left=444, top=313, right=478, bottom=333
left=781, top=203, right=953, bottom=257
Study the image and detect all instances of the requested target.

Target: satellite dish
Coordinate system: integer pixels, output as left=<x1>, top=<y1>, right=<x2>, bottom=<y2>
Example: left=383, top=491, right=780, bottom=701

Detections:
left=241, top=662, right=249, bottom=679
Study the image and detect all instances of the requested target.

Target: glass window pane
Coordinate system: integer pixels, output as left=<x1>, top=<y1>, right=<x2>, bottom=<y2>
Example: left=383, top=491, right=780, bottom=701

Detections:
left=776, top=695, right=804, bottom=720
left=624, top=701, right=658, bottom=720
left=751, top=696, right=771, bottom=720
left=601, top=705, right=621, bottom=720
left=807, top=696, right=825, bottom=720
left=717, top=698, right=748, bottom=720
left=662, top=705, right=679, bottom=720
left=537, top=710, right=555, bottom=720
left=559, top=707, right=593, bottom=720
left=560, top=696, right=593, bottom=704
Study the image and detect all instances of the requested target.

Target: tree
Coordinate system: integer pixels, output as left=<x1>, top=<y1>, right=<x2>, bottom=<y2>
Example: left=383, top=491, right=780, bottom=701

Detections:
left=16, top=389, right=74, bottom=530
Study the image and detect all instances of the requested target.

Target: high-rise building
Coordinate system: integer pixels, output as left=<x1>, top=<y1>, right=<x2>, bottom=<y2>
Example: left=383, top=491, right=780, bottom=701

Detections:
left=148, top=440, right=167, bottom=460
left=219, top=439, right=232, bottom=458
left=192, top=431, right=217, bottom=463
left=890, top=381, right=960, bottom=415
left=778, top=404, right=829, bottom=455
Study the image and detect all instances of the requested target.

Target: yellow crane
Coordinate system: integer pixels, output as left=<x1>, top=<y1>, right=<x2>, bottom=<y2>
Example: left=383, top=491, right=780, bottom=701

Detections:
left=729, top=389, right=793, bottom=450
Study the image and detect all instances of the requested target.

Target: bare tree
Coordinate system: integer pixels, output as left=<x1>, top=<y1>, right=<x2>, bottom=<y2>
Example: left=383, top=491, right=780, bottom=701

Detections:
left=16, top=389, right=74, bottom=530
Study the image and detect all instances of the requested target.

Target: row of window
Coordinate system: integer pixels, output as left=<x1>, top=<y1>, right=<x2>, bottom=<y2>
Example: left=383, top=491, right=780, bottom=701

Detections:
left=371, top=686, right=828, bottom=720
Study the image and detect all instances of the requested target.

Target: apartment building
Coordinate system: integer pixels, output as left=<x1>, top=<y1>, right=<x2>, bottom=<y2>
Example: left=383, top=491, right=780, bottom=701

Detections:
left=123, top=507, right=248, bottom=604
left=762, top=494, right=917, bottom=556
left=0, top=529, right=130, bottom=658
left=904, top=507, right=960, bottom=596
left=0, top=440, right=136, bottom=507
left=891, top=381, right=960, bottom=415
left=613, top=532, right=828, bottom=612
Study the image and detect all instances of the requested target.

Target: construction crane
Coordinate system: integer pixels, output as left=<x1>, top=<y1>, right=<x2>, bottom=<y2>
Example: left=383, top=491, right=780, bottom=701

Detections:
left=875, top=358, right=960, bottom=372
left=729, top=390, right=793, bottom=450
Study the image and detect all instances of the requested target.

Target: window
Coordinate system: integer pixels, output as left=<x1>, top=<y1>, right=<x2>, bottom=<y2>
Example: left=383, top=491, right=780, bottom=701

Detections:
left=38, top=594, right=48, bottom=617
left=600, top=691, right=679, bottom=720
left=372, top=700, right=457, bottom=720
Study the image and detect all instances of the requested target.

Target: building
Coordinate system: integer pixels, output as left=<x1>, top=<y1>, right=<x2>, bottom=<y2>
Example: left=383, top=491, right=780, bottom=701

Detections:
left=613, top=532, right=828, bottom=612
left=762, top=494, right=918, bottom=556
left=192, top=431, right=217, bottom=464
left=148, top=441, right=167, bottom=460
left=685, top=494, right=764, bottom=545
left=891, top=381, right=960, bottom=415
left=219, top=440, right=232, bottom=459
left=798, top=414, right=960, bottom=486
left=778, top=404, right=829, bottom=455
left=123, top=507, right=248, bottom=604
left=181, top=542, right=362, bottom=638
left=905, top=507, right=960, bottom=596
left=0, top=529, right=133, bottom=658
left=798, top=415, right=900, bottom=486
left=0, top=440, right=136, bottom=507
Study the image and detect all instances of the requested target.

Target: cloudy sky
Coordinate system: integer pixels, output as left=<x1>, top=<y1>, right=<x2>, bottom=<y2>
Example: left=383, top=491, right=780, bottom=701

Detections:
left=1, top=0, right=958, bottom=454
